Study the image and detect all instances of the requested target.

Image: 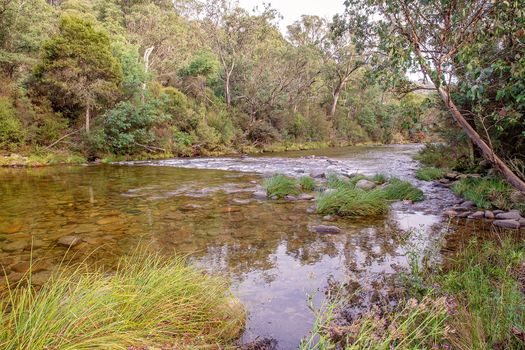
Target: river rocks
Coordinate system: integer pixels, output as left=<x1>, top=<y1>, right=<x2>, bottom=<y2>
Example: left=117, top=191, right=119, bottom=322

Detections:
left=96, top=216, right=122, bottom=225
left=73, top=223, right=99, bottom=234
left=444, top=210, right=458, bottom=218
left=2, top=240, right=29, bottom=252
left=468, top=211, right=485, bottom=219
left=520, top=218, right=525, bottom=227
left=485, top=210, right=495, bottom=219
left=309, top=225, right=342, bottom=234
left=322, top=215, right=336, bottom=222
left=297, top=194, right=315, bottom=201
left=460, top=201, right=476, bottom=209
left=495, top=211, right=522, bottom=220
left=494, top=220, right=520, bottom=229
left=457, top=211, right=472, bottom=218
left=310, top=170, right=325, bottom=179
left=0, top=222, right=24, bottom=234
left=232, top=199, right=251, bottom=205
left=284, top=195, right=297, bottom=201
left=510, top=191, right=525, bottom=204
left=10, top=260, right=51, bottom=274
left=252, top=191, right=267, bottom=200
left=355, top=179, right=376, bottom=190
left=180, top=204, right=203, bottom=212
left=57, top=235, right=82, bottom=247
left=306, top=206, right=316, bottom=214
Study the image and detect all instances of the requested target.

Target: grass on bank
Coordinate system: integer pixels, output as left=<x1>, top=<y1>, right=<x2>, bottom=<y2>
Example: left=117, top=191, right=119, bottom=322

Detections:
left=301, top=238, right=525, bottom=350
left=0, top=150, right=86, bottom=167
left=0, top=254, right=245, bottom=350
left=416, top=167, right=446, bottom=181
left=452, top=176, right=522, bottom=211
left=299, top=176, right=316, bottom=191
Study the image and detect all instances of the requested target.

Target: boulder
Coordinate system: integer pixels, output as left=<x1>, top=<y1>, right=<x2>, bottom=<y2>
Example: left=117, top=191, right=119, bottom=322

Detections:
left=310, top=170, right=325, bottom=179
left=468, top=211, right=485, bottom=219
left=484, top=210, right=495, bottom=219
left=355, top=179, right=376, bottom=190
left=495, top=211, right=522, bottom=221
left=494, top=220, right=520, bottom=229
left=57, top=235, right=82, bottom=247
left=309, top=225, right=342, bottom=234
left=252, top=191, right=267, bottom=200
left=457, top=211, right=472, bottom=218
left=444, top=172, right=459, bottom=180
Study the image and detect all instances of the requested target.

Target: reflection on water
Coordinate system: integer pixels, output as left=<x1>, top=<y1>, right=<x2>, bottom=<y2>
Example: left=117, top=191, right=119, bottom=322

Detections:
left=0, top=145, right=455, bottom=349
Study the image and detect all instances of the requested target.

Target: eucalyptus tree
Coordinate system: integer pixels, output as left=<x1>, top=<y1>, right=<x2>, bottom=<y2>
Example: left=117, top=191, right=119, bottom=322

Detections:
left=346, top=0, right=525, bottom=191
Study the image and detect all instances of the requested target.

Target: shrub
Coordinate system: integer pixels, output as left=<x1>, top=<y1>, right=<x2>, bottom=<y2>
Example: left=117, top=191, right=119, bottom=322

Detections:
left=0, top=97, right=26, bottom=149
left=415, top=167, right=446, bottom=181
left=316, top=188, right=388, bottom=217
left=0, top=254, right=245, bottom=349
left=299, top=176, right=316, bottom=191
left=384, top=178, right=424, bottom=202
left=263, top=175, right=298, bottom=198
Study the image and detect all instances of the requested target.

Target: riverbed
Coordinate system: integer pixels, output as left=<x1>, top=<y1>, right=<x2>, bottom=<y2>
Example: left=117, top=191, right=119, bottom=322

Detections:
left=0, top=144, right=459, bottom=349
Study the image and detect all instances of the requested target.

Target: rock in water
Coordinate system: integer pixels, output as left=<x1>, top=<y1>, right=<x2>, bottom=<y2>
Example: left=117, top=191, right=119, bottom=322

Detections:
left=496, top=211, right=522, bottom=220
left=444, top=210, right=458, bottom=218
left=298, top=193, right=315, bottom=201
left=355, top=179, right=376, bottom=190
left=494, top=220, right=520, bottom=229
left=252, top=191, right=267, bottom=200
left=468, top=211, right=485, bottom=219
left=309, top=225, right=342, bottom=234
left=484, top=210, right=495, bottom=219
left=57, top=235, right=82, bottom=247
left=310, top=170, right=325, bottom=179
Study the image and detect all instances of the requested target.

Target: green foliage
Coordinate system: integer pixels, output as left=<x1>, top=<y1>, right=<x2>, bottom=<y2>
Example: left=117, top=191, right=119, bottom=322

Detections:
left=0, top=97, right=25, bottom=149
left=299, top=176, right=316, bottom=191
left=316, top=187, right=388, bottom=217
left=263, top=175, right=299, bottom=199
left=414, top=144, right=463, bottom=169
left=179, top=51, right=219, bottom=78
left=0, top=254, right=245, bottom=349
left=384, top=178, right=424, bottom=202
left=371, top=173, right=387, bottom=184
left=415, top=167, right=446, bottom=181
left=452, top=177, right=515, bottom=210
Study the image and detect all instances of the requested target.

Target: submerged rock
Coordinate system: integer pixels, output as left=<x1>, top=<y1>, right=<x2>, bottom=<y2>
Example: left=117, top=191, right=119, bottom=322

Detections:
left=355, top=179, right=376, bottom=190
left=252, top=191, right=267, bottom=200
left=457, top=211, right=472, bottom=218
left=2, top=240, right=29, bottom=252
left=57, top=235, right=82, bottom=247
left=310, top=170, right=325, bottom=178
left=284, top=195, right=297, bottom=201
left=494, top=220, right=520, bottom=229
left=309, top=225, right=342, bottom=234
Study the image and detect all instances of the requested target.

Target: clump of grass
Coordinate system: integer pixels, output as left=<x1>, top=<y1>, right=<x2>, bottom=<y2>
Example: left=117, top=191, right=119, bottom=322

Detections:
left=0, top=254, right=245, bottom=349
left=384, top=178, right=424, bottom=202
left=316, top=188, right=388, bottom=217
left=326, top=173, right=354, bottom=190
left=299, top=176, right=316, bottom=191
left=452, top=176, right=514, bottom=210
left=263, top=175, right=299, bottom=198
left=416, top=167, right=446, bottom=181
left=371, top=173, right=388, bottom=184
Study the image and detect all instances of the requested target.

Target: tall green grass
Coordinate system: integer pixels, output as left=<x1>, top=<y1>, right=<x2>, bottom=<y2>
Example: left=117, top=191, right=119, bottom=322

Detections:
left=384, top=178, right=424, bottom=202
left=299, top=176, right=316, bottom=191
left=263, top=175, right=299, bottom=198
left=452, top=177, right=514, bottom=210
left=416, top=167, right=446, bottom=181
left=0, top=254, right=245, bottom=349
left=316, top=188, right=388, bottom=217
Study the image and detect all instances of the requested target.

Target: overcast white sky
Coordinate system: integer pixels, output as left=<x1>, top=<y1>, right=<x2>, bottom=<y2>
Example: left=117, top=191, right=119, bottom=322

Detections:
left=237, top=0, right=346, bottom=33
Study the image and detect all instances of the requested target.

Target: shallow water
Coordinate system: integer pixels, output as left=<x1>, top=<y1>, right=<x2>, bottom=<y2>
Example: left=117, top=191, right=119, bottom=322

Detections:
left=0, top=144, right=458, bottom=349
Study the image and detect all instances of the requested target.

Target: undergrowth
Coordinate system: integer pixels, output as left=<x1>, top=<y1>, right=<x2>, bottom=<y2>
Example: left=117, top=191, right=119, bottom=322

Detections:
left=452, top=177, right=515, bottom=210
left=416, top=167, right=446, bottom=181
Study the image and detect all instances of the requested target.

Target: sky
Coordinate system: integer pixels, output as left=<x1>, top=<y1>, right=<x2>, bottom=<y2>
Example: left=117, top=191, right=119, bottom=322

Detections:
left=237, top=0, right=346, bottom=33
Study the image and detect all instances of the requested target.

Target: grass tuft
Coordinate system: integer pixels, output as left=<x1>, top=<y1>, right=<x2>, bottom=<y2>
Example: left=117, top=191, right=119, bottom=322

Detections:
left=416, top=167, right=446, bottom=181
left=452, top=176, right=514, bottom=210
left=0, top=254, right=245, bottom=349
left=299, top=176, right=316, bottom=191
left=316, top=188, right=388, bottom=217
left=384, top=178, right=424, bottom=202
left=263, top=175, right=299, bottom=198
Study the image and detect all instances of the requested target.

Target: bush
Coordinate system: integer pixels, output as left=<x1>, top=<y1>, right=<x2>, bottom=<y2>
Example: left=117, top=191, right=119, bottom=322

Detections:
left=0, top=97, right=26, bottom=149
left=416, top=167, right=446, bottom=181
left=299, top=176, right=316, bottom=191
left=0, top=254, right=245, bottom=349
left=316, top=188, right=388, bottom=217
left=384, top=178, right=424, bottom=202
left=414, top=143, right=464, bottom=169
left=263, top=175, right=298, bottom=198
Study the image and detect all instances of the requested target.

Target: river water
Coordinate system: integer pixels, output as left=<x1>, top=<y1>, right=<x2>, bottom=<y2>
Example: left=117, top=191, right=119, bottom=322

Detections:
left=0, top=144, right=459, bottom=349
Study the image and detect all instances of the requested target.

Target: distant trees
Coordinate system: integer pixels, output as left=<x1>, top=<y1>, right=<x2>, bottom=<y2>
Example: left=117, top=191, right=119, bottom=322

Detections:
left=33, top=15, right=122, bottom=132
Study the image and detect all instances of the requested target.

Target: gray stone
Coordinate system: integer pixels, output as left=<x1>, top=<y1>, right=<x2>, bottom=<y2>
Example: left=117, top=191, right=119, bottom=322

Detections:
left=232, top=199, right=251, bottom=205
left=298, top=194, right=315, bottom=201
left=439, top=178, right=451, bottom=184
left=460, top=201, right=476, bottom=209
left=520, top=218, right=525, bottom=227
left=322, top=215, right=336, bottom=222
left=252, top=191, right=267, bottom=200
left=57, top=235, right=82, bottom=247
left=495, top=211, right=522, bottom=220
left=493, top=210, right=505, bottom=215
left=484, top=210, right=495, bottom=219
left=306, top=206, right=316, bottom=214
left=468, top=211, right=485, bottom=219
left=510, top=191, right=525, bottom=204
left=310, top=170, right=325, bottom=179
left=444, top=210, right=458, bottom=218
left=309, top=225, right=342, bottom=234
left=355, top=179, right=376, bottom=190
left=493, top=220, right=520, bottom=229
left=457, top=211, right=472, bottom=218
left=284, top=195, right=297, bottom=201
left=444, top=172, right=459, bottom=180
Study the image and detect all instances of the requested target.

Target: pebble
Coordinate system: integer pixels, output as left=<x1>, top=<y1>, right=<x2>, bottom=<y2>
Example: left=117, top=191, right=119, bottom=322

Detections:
left=57, top=235, right=82, bottom=247
left=484, top=210, right=495, bottom=219
left=298, top=194, right=315, bottom=201
left=306, top=206, right=316, bottom=214
left=252, top=191, right=267, bottom=200
left=284, top=195, right=297, bottom=201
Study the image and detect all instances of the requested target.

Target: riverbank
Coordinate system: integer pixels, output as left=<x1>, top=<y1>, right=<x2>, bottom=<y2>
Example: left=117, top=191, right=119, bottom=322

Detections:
left=0, top=141, right=386, bottom=167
